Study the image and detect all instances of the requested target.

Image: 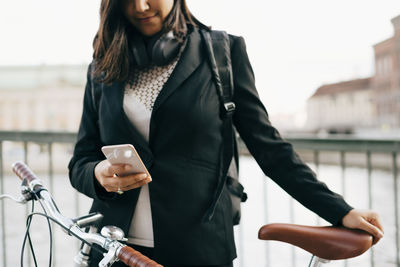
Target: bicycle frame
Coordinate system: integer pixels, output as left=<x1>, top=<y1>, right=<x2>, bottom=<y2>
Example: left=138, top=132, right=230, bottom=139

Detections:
left=3, top=161, right=374, bottom=267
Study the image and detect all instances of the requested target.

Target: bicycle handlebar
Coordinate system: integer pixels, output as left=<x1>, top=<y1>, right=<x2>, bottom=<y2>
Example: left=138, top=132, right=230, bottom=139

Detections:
left=11, top=161, right=164, bottom=267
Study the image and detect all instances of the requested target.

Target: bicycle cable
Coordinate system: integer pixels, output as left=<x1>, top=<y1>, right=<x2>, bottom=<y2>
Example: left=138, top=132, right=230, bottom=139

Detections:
left=37, top=198, right=53, bottom=267
left=25, top=212, right=105, bottom=254
left=20, top=191, right=54, bottom=267
left=26, top=219, right=38, bottom=267
left=21, top=200, right=38, bottom=267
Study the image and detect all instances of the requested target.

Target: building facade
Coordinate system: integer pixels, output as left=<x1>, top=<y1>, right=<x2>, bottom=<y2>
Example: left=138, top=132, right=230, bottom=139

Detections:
left=307, top=78, right=374, bottom=133
left=307, top=14, right=400, bottom=133
left=0, top=65, right=86, bottom=132
left=372, top=15, right=400, bottom=127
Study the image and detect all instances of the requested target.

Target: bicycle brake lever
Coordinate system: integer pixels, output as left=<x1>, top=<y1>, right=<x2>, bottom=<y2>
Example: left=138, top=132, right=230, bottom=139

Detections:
left=21, top=184, right=34, bottom=202
left=0, top=193, right=27, bottom=204
left=0, top=180, right=31, bottom=203
left=20, top=178, right=41, bottom=202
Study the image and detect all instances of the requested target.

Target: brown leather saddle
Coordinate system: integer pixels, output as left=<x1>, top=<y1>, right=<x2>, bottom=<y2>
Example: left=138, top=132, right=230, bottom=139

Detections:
left=258, top=223, right=373, bottom=260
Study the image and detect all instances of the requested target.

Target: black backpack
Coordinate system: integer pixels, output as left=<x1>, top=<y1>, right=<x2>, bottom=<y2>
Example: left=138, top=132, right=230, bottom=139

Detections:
left=201, top=30, right=247, bottom=225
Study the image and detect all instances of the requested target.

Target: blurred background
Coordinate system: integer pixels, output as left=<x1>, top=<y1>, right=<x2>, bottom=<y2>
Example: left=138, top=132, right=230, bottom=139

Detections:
left=1, top=0, right=400, bottom=136
left=0, top=0, right=400, bottom=267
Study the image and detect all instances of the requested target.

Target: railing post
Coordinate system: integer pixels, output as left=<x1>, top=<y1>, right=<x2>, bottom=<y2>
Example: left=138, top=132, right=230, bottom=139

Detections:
left=289, top=197, right=296, bottom=267
left=340, top=151, right=346, bottom=198
left=48, top=142, right=56, bottom=267
left=313, top=150, right=320, bottom=174
left=263, top=179, right=270, bottom=267
left=0, top=141, right=6, bottom=267
left=366, top=151, right=374, bottom=267
left=339, top=151, right=348, bottom=267
left=313, top=150, right=321, bottom=226
left=393, top=152, right=400, bottom=267
left=23, top=141, right=32, bottom=267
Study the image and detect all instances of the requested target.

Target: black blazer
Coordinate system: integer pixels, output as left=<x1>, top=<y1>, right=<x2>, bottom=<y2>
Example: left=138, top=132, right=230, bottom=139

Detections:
left=68, top=28, right=352, bottom=266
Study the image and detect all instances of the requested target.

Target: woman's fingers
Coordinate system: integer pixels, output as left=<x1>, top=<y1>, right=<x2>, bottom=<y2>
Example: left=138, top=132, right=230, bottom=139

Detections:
left=359, top=218, right=384, bottom=245
left=363, top=212, right=384, bottom=245
left=367, top=214, right=384, bottom=233
left=94, top=161, right=151, bottom=192
left=119, top=173, right=151, bottom=190
left=342, top=209, right=384, bottom=245
left=105, top=163, right=130, bottom=177
left=108, top=172, right=150, bottom=192
left=120, top=175, right=152, bottom=191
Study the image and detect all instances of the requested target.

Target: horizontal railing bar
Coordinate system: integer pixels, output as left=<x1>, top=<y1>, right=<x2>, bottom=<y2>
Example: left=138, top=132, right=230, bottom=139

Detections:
left=0, top=131, right=77, bottom=143
left=285, top=137, right=400, bottom=153
left=0, top=141, right=6, bottom=267
left=1, top=131, right=399, bottom=153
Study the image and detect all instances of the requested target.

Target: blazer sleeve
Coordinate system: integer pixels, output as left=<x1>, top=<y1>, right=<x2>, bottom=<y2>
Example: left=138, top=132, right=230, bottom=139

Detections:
left=68, top=62, right=116, bottom=201
left=230, top=36, right=353, bottom=225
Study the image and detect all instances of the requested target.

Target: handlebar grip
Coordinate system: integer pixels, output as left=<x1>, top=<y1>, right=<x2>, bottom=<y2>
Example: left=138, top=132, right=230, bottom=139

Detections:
left=12, top=161, right=39, bottom=185
left=118, top=246, right=163, bottom=267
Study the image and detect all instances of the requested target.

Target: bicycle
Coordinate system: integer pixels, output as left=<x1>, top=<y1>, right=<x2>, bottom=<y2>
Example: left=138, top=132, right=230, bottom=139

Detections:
left=258, top=223, right=373, bottom=266
left=2, top=161, right=163, bottom=267
left=2, top=161, right=373, bottom=267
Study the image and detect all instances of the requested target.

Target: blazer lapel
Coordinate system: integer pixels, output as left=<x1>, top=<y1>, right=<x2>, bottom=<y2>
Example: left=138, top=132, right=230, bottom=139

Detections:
left=102, top=81, right=154, bottom=166
left=151, top=28, right=204, bottom=114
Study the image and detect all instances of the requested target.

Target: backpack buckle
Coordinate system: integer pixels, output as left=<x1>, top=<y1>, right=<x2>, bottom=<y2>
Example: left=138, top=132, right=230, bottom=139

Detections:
left=224, top=102, right=236, bottom=117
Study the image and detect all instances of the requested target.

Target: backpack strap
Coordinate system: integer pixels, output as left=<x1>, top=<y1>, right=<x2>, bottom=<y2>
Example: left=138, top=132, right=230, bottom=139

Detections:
left=210, top=31, right=240, bottom=178
left=203, top=30, right=236, bottom=118
left=201, top=29, right=237, bottom=222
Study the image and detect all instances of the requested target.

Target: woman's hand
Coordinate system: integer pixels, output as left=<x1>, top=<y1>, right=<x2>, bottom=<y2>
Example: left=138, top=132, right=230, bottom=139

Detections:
left=94, top=160, right=151, bottom=193
left=342, top=209, right=384, bottom=245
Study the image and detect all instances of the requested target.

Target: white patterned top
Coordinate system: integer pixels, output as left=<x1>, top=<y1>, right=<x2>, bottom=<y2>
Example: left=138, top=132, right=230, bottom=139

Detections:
left=123, top=57, right=180, bottom=248
left=125, top=58, right=179, bottom=111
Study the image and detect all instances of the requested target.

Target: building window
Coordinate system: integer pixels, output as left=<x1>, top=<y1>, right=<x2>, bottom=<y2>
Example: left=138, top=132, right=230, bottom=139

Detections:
left=376, top=55, right=392, bottom=77
left=376, top=57, right=383, bottom=76
left=385, top=56, right=392, bottom=75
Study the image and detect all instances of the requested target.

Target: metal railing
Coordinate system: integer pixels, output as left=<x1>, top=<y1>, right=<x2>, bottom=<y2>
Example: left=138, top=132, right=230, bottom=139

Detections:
left=0, top=131, right=399, bottom=267
left=0, top=131, right=77, bottom=267
left=288, top=136, right=399, bottom=267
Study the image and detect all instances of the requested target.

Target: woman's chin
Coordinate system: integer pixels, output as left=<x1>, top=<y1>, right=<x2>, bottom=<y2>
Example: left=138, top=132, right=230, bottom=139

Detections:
left=134, top=23, right=163, bottom=37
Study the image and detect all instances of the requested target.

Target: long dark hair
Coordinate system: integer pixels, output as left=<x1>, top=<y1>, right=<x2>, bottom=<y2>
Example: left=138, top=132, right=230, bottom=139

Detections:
left=93, top=0, right=208, bottom=84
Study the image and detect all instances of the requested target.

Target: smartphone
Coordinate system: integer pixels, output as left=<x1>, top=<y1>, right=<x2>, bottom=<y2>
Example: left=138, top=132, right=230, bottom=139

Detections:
left=101, top=144, right=150, bottom=177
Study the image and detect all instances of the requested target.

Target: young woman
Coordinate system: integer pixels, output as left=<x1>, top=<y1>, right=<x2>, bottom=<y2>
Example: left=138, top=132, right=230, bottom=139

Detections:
left=68, top=0, right=384, bottom=266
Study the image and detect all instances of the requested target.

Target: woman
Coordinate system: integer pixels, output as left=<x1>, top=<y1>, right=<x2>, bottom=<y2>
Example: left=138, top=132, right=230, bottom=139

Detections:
left=68, top=0, right=384, bottom=266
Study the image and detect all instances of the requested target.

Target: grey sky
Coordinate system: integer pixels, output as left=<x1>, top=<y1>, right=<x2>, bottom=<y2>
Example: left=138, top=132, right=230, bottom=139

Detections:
left=1, top=0, right=399, bottom=116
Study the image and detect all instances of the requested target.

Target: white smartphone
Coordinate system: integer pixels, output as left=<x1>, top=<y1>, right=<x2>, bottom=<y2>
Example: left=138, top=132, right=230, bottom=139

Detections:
left=101, top=144, right=150, bottom=177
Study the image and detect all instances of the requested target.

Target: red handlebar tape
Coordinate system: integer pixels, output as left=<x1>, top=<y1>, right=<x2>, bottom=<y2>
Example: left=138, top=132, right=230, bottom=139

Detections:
left=118, top=246, right=163, bottom=267
left=12, top=161, right=39, bottom=184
